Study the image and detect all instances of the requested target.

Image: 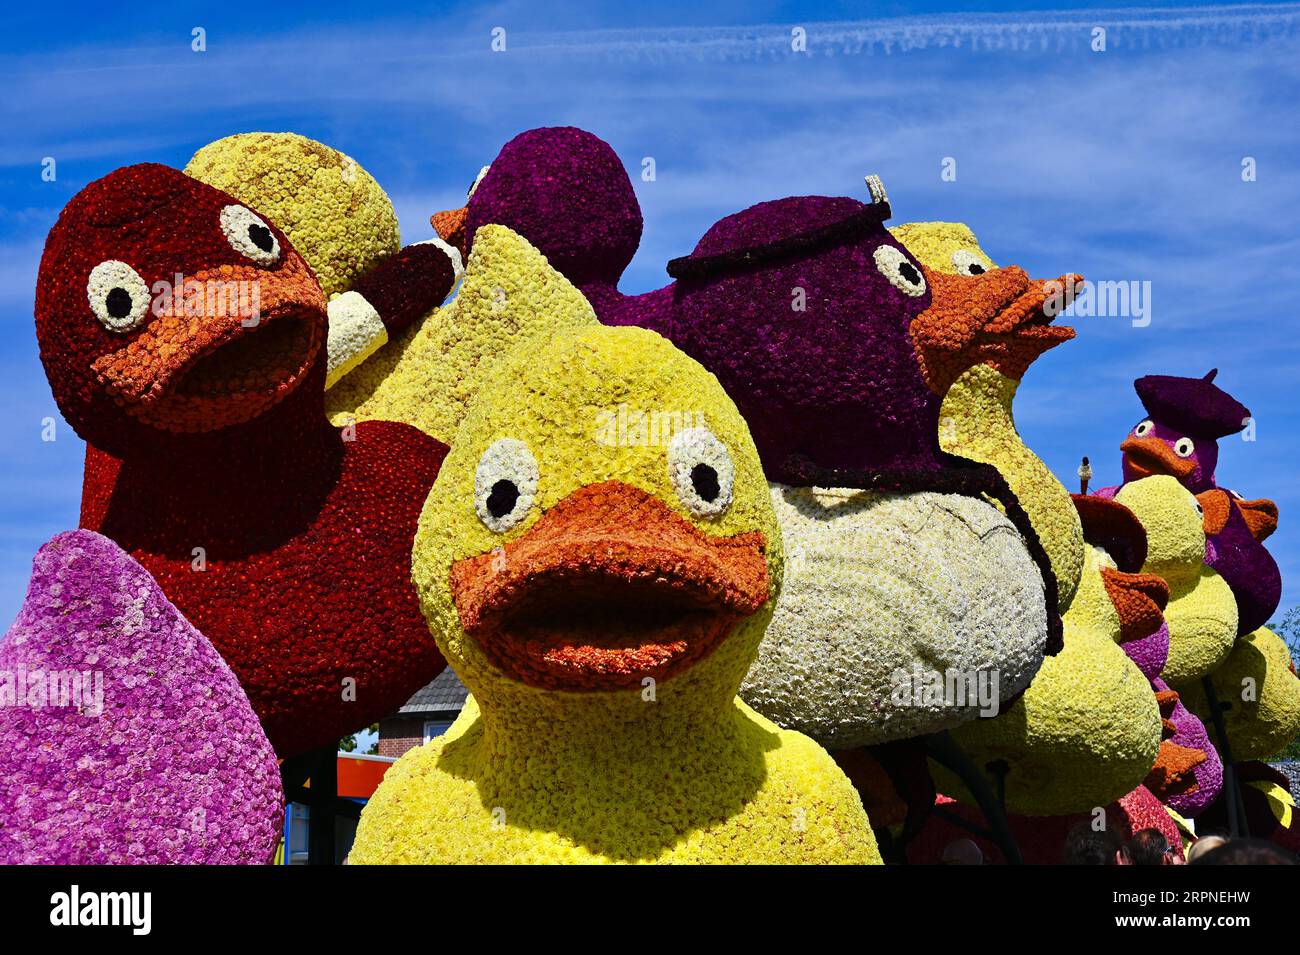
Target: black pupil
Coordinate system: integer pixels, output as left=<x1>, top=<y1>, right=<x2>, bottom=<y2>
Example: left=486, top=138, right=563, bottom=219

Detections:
left=486, top=479, right=520, bottom=518
left=691, top=463, right=720, bottom=503
left=968, top=263, right=985, bottom=275
left=106, top=287, right=133, bottom=319
left=899, top=261, right=921, bottom=286
left=248, top=223, right=274, bottom=253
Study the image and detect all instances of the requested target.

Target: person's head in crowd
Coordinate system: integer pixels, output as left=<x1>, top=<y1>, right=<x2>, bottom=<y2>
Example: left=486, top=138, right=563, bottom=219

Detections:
left=1189, top=838, right=1298, bottom=865
left=941, top=838, right=983, bottom=865
left=1063, top=821, right=1124, bottom=865
left=1185, top=834, right=1227, bottom=863
left=1127, top=828, right=1177, bottom=865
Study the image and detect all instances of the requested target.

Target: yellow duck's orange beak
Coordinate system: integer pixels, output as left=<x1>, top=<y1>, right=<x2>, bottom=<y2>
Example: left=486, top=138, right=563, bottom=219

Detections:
left=1120, top=435, right=1196, bottom=481
left=89, top=257, right=325, bottom=433
left=1101, top=568, right=1170, bottom=644
left=431, top=206, right=470, bottom=264
left=449, top=481, right=770, bottom=692
left=911, top=266, right=1081, bottom=395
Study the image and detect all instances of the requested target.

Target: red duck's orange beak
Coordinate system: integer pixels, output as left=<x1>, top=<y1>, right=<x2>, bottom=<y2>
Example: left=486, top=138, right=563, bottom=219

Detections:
left=1121, top=436, right=1196, bottom=481
left=431, top=206, right=469, bottom=264
left=89, top=257, right=325, bottom=433
left=911, top=266, right=1081, bottom=395
left=449, top=481, right=769, bottom=692
left=1101, top=567, right=1169, bottom=644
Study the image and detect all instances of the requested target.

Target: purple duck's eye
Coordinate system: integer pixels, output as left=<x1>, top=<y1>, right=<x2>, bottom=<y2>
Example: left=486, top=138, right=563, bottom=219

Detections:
left=1174, top=437, right=1195, bottom=458
left=1133, top=420, right=1154, bottom=437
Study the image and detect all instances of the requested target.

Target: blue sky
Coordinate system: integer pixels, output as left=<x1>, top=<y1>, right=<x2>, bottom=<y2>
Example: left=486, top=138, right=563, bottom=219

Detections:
left=2, top=1, right=1299, bottom=630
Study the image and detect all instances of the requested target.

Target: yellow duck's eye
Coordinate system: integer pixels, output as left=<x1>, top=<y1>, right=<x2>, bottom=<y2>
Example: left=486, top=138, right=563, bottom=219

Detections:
left=1133, top=420, right=1154, bottom=437
left=474, top=438, right=538, bottom=532
left=1174, top=437, right=1195, bottom=458
left=668, top=428, right=734, bottom=518
left=951, top=249, right=988, bottom=276
left=220, top=205, right=280, bottom=265
left=87, top=260, right=151, bottom=333
left=873, top=245, right=927, bottom=297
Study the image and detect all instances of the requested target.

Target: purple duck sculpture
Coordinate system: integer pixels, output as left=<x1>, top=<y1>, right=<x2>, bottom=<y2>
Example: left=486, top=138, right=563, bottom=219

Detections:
left=1097, top=369, right=1280, bottom=637
left=0, top=530, right=283, bottom=864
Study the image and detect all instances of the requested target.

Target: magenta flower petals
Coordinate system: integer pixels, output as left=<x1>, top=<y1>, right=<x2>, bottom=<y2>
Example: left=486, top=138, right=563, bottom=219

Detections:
left=0, top=530, right=282, bottom=865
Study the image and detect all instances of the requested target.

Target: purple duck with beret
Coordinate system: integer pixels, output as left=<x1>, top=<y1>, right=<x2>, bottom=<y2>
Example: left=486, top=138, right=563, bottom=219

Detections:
left=1096, top=368, right=1281, bottom=638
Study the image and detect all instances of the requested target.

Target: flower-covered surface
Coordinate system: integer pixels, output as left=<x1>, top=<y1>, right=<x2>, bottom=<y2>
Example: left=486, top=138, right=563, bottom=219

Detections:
left=0, top=531, right=282, bottom=864
left=325, top=224, right=597, bottom=443
left=894, top=222, right=1085, bottom=612
left=185, top=132, right=400, bottom=300
left=740, top=485, right=1047, bottom=748
left=351, top=326, right=881, bottom=864
left=1114, top=476, right=1238, bottom=683
left=1095, top=369, right=1279, bottom=638
left=1173, top=626, right=1300, bottom=760
left=1117, top=370, right=1249, bottom=495
left=1195, top=488, right=1281, bottom=637
left=906, top=784, right=1184, bottom=865
left=1195, top=761, right=1300, bottom=853
left=1070, top=492, right=1223, bottom=816
left=36, top=163, right=448, bottom=757
left=936, top=544, right=1161, bottom=816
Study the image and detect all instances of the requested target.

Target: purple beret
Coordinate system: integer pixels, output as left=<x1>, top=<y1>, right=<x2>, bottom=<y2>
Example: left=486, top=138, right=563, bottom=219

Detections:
left=1134, top=369, right=1250, bottom=439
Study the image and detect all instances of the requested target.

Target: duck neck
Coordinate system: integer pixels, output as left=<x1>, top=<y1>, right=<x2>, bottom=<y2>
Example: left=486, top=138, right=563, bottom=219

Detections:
left=940, top=362, right=1083, bottom=609
left=109, top=364, right=343, bottom=523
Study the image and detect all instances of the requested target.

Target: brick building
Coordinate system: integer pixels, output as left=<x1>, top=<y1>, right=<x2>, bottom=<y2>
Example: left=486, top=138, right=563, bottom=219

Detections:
left=377, top=668, right=469, bottom=759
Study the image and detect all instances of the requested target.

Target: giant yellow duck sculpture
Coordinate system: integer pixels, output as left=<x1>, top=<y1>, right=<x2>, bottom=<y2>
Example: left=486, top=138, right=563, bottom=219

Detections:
left=350, top=325, right=880, bottom=863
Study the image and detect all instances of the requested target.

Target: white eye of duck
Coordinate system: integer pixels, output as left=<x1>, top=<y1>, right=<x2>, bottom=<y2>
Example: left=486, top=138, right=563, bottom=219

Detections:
left=87, top=260, right=151, bottom=333
left=220, top=205, right=280, bottom=265
left=667, top=427, right=734, bottom=518
left=951, top=249, right=989, bottom=276
left=874, top=245, right=927, bottom=297
left=1174, top=437, right=1196, bottom=458
left=467, top=165, right=491, bottom=200
left=1133, top=420, right=1154, bottom=437
left=474, top=438, right=539, bottom=533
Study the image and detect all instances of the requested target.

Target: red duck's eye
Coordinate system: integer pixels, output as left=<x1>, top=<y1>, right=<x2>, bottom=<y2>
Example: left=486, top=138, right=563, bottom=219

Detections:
left=87, top=260, right=151, bottom=333
left=220, top=205, right=280, bottom=265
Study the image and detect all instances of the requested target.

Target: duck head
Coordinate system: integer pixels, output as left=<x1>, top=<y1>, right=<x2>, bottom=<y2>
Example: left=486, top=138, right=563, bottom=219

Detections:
left=35, top=163, right=326, bottom=459
left=1121, top=370, right=1250, bottom=493
left=431, top=126, right=643, bottom=290
left=663, top=192, right=946, bottom=481
left=413, top=325, right=781, bottom=717
left=890, top=220, right=1079, bottom=388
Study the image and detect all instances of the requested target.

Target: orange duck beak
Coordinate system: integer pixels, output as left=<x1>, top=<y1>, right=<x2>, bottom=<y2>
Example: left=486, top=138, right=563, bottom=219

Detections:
left=1121, top=435, right=1197, bottom=481
left=1237, top=498, right=1279, bottom=542
left=431, top=205, right=470, bottom=264
left=911, top=266, right=1081, bottom=395
left=1146, top=688, right=1208, bottom=798
left=89, top=256, right=325, bottom=433
left=1101, top=568, right=1170, bottom=644
left=448, top=481, right=770, bottom=692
